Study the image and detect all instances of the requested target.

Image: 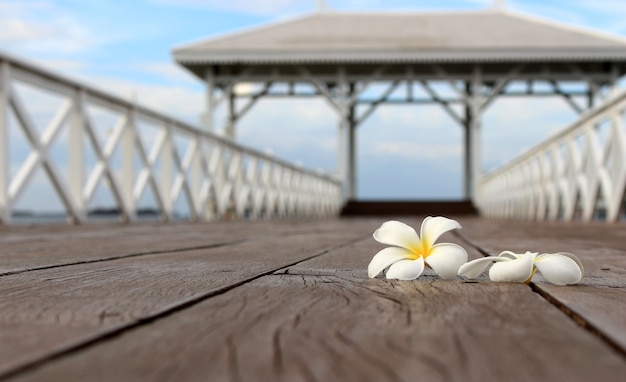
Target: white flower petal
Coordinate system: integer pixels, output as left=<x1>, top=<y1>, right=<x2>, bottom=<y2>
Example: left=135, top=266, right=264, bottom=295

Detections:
left=425, top=243, right=468, bottom=279
left=367, top=246, right=414, bottom=278
left=457, top=256, right=510, bottom=279
left=549, top=252, right=585, bottom=275
left=373, top=220, right=420, bottom=249
left=498, top=250, right=524, bottom=260
left=386, top=257, right=425, bottom=280
left=535, top=253, right=583, bottom=285
left=420, top=216, right=462, bottom=248
left=489, top=252, right=537, bottom=282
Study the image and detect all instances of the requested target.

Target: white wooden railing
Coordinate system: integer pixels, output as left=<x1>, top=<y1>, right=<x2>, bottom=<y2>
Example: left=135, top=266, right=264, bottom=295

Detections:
left=478, top=89, right=626, bottom=222
left=0, top=50, right=342, bottom=224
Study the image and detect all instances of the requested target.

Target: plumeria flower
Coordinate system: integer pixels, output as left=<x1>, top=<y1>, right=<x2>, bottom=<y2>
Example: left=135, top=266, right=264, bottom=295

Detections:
left=458, top=251, right=584, bottom=285
left=368, top=217, right=468, bottom=280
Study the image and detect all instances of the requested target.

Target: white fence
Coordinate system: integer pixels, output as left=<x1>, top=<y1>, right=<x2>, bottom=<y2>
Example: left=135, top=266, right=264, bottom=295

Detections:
left=478, top=90, right=626, bottom=222
left=0, top=51, right=342, bottom=224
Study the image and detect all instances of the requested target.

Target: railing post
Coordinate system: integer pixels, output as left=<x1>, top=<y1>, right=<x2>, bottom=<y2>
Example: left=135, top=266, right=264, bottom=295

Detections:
left=189, top=137, right=202, bottom=221
left=0, top=60, right=9, bottom=223
left=0, top=51, right=342, bottom=224
left=69, top=90, right=86, bottom=222
left=211, top=144, right=226, bottom=217
left=122, top=104, right=137, bottom=222
left=161, top=124, right=174, bottom=221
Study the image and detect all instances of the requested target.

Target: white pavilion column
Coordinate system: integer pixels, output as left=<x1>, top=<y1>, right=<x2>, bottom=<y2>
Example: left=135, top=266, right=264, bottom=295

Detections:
left=225, top=84, right=236, bottom=139
left=204, top=67, right=216, bottom=132
left=464, top=66, right=483, bottom=205
left=347, top=85, right=357, bottom=199
left=337, top=68, right=356, bottom=201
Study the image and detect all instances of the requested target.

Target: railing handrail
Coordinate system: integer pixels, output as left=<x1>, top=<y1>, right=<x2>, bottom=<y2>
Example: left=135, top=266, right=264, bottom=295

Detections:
left=0, top=48, right=340, bottom=185
left=0, top=49, right=342, bottom=223
left=481, top=88, right=626, bottom=182
left=478, top=87, right=626, bottom=222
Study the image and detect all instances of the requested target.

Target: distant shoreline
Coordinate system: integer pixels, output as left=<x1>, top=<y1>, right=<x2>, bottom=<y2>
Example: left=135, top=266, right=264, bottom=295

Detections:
left=9, top=208, right=175, bottom=224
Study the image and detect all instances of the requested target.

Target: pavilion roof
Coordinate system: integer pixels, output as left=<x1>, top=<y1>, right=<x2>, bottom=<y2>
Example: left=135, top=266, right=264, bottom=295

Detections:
left=173, top=9, right=626, bottom=67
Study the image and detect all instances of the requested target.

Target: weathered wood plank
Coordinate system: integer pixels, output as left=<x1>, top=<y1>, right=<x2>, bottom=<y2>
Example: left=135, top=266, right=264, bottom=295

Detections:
left=0, top=219, right=363, bottom=275
left=8, top=231, right=625, bottom=382
left=457, top=218, right=626, bottom=352
left=0, top=223, right=374, bottom=377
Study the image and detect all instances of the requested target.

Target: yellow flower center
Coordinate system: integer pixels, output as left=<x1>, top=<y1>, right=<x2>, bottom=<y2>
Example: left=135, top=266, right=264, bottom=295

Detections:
left=410, top=241, right=431, bottom=260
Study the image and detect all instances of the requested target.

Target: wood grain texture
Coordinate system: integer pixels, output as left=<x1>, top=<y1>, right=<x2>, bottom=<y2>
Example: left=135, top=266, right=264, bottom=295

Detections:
left=457, top=217, right=626, bottom=351
left=2, top=217, right=624, bottom=381
left=8, top=234, right=625, bottom=382
left=0, top=225, right=372, bottom=376
left=0, top=219, right=370, bottom=275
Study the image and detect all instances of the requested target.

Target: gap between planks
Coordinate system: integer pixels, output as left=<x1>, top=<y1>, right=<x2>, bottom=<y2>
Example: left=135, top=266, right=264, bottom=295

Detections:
left=7, top=232, right=626, bottom=382
left=0, top=238, right=249, bottom=277
left=3, top=218, right=624, bottom=380
left=0, top=234, right=369, bottom=381
left=454, top=228, right=626, bottom=358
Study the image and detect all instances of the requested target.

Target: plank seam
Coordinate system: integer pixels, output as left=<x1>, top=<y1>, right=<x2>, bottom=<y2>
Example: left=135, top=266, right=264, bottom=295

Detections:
left=454, top=231, right=626, bottom=359
left=528, top=283, right=626, bottom=357
left=0, top=234, right=369, bottom=380
left=0, top=226, right=341, bottom=277
left=0, top=238, right=250, bottom=277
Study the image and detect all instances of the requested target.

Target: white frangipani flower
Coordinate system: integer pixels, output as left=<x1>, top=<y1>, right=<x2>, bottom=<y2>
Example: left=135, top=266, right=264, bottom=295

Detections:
left=368, top=217, right=468, bottom=280
left=458, top=250, right=584, bottom=285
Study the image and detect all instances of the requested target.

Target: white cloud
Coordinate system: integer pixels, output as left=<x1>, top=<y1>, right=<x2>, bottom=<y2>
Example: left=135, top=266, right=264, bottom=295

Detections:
left=0, top=0, right=99, bottom=54
left=372, top=141, right=461, bottom=161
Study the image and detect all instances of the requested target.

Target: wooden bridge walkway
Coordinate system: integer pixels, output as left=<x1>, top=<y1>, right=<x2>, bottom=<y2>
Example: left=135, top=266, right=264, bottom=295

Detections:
left=0, top=217, right=625, bottom=381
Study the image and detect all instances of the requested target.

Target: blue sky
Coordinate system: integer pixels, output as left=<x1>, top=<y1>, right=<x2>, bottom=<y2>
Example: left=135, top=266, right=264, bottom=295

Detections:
left=1, top=0, right=625, bottom=212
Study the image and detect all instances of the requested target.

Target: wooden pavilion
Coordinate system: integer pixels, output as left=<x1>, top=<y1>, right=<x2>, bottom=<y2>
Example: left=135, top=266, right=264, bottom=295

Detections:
left=172, top=7, right=626, bottom=209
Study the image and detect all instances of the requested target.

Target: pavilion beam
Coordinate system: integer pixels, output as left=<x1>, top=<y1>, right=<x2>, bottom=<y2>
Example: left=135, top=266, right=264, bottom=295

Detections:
left=350, top=65, right=387, bottom=103
left=587, top=81, right=596, bottom=109
left=548, top=80, right=584, bottom=114
left=355, top=80, right=400, bottom=126
left=566, top=63, right=612, bottom=107
left=206, top=67, right=256, bottom=138
left=298, top=66, right=340, bottom=112
left=480, top=64, right=523, bottom=112
left=213, top=70, right=616, bottom=83
left=420, top=80, right=464, bottom=127
left=213, top=67, right=255, bottom=106
left=234, top=82, right=272, bottom=120
left=431, top=65, right=469, bottom=105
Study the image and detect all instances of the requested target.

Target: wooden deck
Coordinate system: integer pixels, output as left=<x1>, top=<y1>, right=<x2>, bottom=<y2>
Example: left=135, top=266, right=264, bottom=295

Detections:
left=1, top=217, right=625, bottom=381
